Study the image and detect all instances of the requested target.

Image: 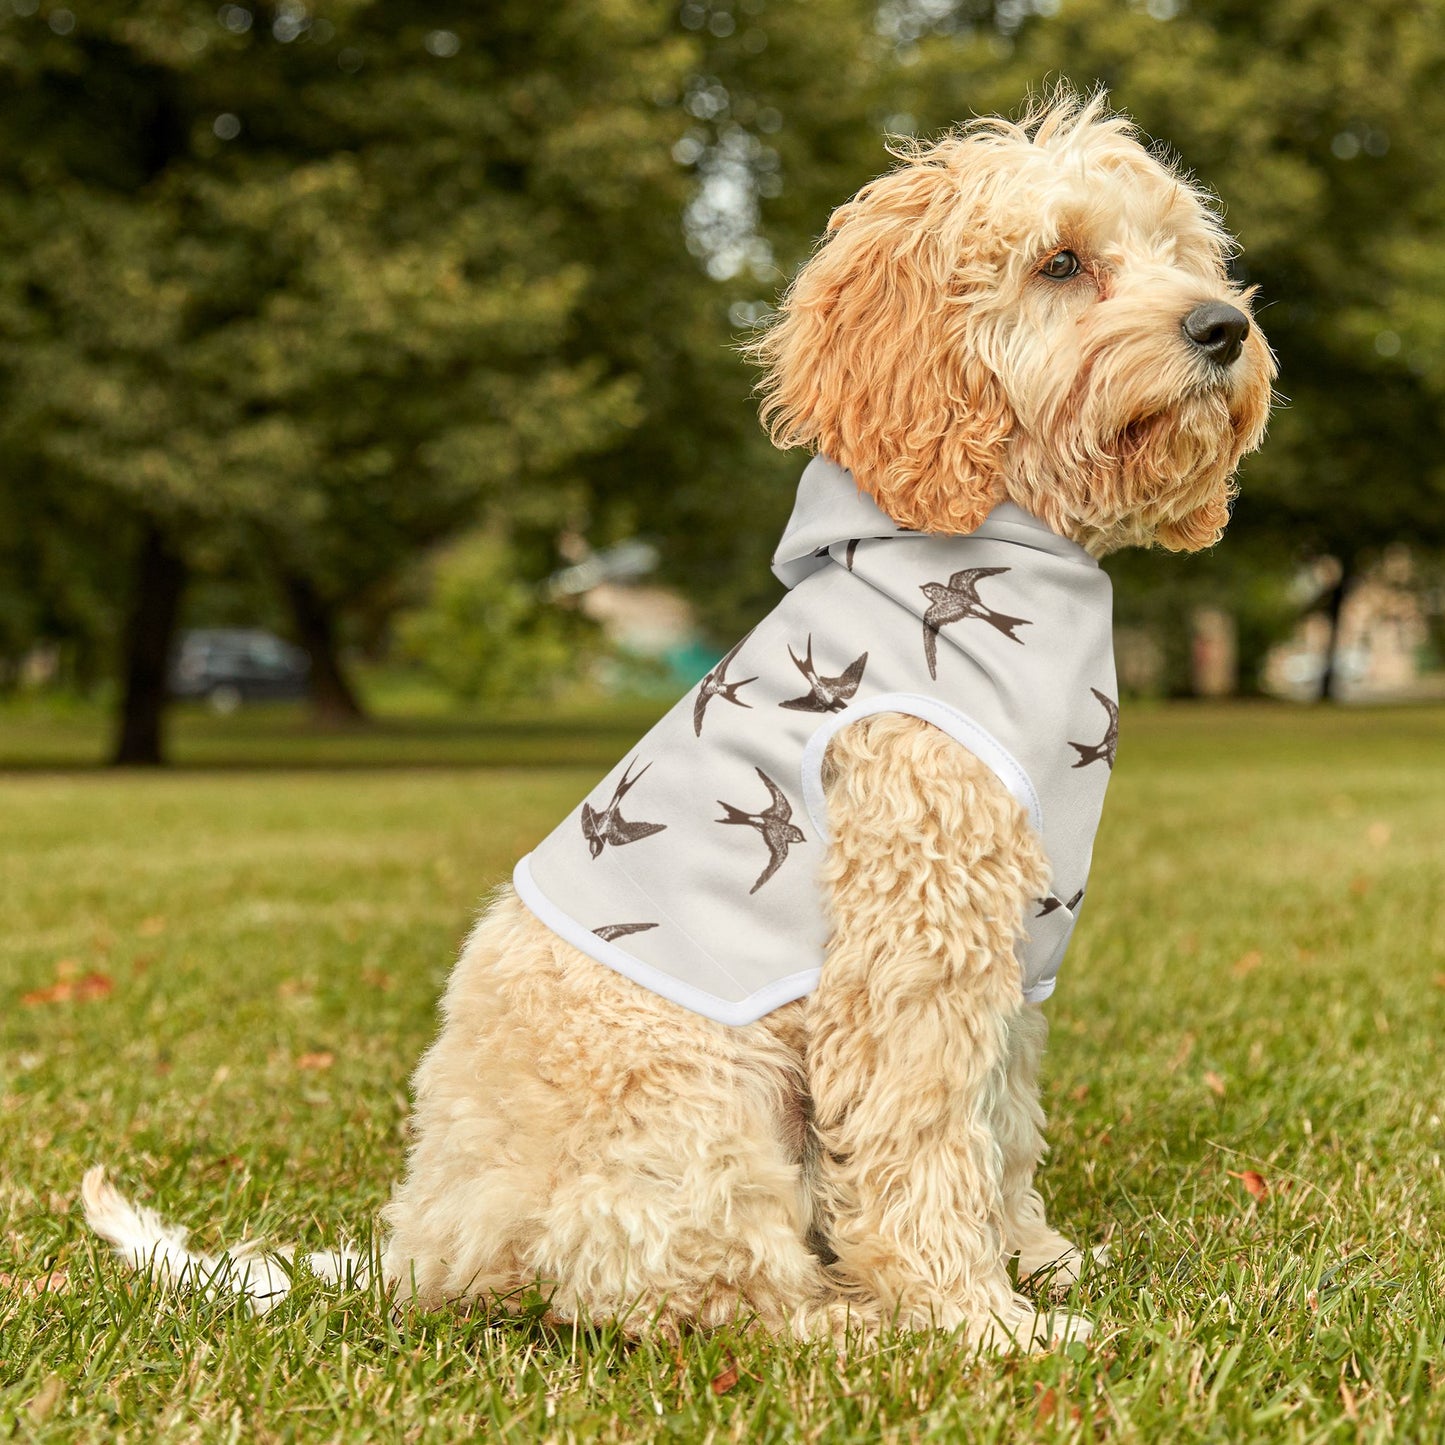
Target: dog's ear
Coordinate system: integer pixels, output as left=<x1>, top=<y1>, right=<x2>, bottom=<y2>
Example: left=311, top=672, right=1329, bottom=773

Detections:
left=749, top=150, right=1012, bottom=535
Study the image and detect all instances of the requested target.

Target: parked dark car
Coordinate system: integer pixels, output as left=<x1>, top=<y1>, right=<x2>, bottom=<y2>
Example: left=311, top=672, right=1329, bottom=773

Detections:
left=169, top=629, right=310, bottom=712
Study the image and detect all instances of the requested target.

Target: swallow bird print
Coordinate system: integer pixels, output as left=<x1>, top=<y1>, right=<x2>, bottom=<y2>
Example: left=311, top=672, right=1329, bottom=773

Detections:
left=593, top=921, right=659, bottom=942
left=919, top=566, right=1030, bottom=678
left=1037, top=887, right=1085, bottom=919
left=717, top=767, right=806, bottom=894
left=692, top=633, right=758, bottom=737
left=1068, top=689, right=1119, bottom=770
left=779, top=635, right=868, bottom=714
left=580, top=758, right=667, bottom=858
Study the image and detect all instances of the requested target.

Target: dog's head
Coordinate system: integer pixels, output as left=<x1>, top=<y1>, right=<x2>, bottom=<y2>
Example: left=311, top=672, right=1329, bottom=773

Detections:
left=751, top=90, right=1275, bottom=554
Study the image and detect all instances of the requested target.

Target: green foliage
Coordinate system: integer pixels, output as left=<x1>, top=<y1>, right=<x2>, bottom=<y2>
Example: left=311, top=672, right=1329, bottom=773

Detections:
left=395, top=533, right=598, bottom=705
left=2, top=702, right=1444, bottom=1438
left=0, top=461, right=131, bottom=688
left=4, top=0, right=1445, bottom=705
left=572, top=0, right=890, bottom=639
left=0, top=2, right=683, bottom=611
left=0, top=0, right=893, bottom=685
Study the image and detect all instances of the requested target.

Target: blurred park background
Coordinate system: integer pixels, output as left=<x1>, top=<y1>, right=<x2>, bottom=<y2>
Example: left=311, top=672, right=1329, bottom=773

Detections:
left=3, top=0, right=1445, bottom=766
left=5, top=9, right=1445, bottom=1437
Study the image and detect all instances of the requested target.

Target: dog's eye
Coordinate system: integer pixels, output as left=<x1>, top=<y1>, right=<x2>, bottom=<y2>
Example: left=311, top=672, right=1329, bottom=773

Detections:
left=1040, top=250, right=1081, bottom=280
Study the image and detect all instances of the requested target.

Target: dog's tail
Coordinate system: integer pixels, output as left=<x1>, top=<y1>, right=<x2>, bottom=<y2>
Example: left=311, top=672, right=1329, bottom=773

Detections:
left=81, top=1165, right=368, bottom=1315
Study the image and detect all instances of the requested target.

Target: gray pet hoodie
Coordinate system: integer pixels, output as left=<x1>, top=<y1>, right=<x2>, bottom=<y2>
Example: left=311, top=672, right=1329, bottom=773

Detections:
left=514, top=456, right=1118, bottom=1025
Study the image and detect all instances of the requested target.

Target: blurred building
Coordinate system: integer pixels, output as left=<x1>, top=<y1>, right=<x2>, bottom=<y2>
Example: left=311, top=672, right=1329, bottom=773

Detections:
left=1263, top=548, right=1441, bottom=701
left=548, top=540, right=713, bottom=687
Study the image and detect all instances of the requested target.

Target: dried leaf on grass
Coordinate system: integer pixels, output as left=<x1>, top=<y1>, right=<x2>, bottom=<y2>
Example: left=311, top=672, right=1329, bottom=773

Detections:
left=1167, top=1033, right=1196, bottom=1072
left=21, top=971, right=114, bottom=1006
left=1034, top=1384, right=1088, bottom=1428
left=1228, top=1169, right=1269, bottom=1201
left=1204, top=1070, right=1227, bottom=1098
left=1232, top=950, right=1263, bottom=977
left=710, top=1357, right=740, bottom=1396
left=295, top=1051, right=335, bottom=1071
left=0, top=1268, right=70, bottom=1299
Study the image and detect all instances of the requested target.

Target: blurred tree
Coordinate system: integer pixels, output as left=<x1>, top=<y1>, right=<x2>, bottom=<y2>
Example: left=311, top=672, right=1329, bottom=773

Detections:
left=1105, top=538, right=1302, bottom=696
left=572, top=0, right=892, bottom=639
left=0, top=451, right=129, bottom=694
left=0, top=0, right=692, bottom=758
left=0, top=0, right=908, bottom=752
left=395, top=530, right=597, bottom=705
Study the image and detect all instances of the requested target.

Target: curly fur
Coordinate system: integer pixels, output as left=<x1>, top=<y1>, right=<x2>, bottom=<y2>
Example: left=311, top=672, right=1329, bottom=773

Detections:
left=85, top=88, right=1272, bottom=1353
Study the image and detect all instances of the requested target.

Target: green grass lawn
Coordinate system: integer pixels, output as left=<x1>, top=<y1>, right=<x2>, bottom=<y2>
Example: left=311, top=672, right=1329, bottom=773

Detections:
left=2, top=702, right=1443, bottom=1442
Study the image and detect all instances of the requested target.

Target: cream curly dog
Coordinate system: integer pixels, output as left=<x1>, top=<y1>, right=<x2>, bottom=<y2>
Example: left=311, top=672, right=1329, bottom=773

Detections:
left=85, top=92, right=1273, bottom=1351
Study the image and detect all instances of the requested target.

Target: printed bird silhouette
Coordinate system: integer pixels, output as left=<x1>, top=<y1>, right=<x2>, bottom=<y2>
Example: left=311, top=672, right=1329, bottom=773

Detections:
left=717, top=767, right=806, bottom=894
left=919, top=566, right=1030, bottom=678
left=693, top=633, right=757, bottom=736
left=580, top=758, right=667, bottom=858
left=1068, top=689, right=1119, bottom=770
left=1036, top=887, right=1085, bottom=918
left=779, top=635, right=868, bottom=713
left=593, top=921, right=658, bottom=942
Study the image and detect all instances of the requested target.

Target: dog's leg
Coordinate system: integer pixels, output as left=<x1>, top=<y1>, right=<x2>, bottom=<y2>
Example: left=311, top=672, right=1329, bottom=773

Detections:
left=994, top=1005, right=1095, bottom=1290
left=805, top=713, right=1090, bottom=1350
left=520, top=991, right=832, bottom=1339
left=380, top=896, right=577, bottom=1310
left=383, top=891, right=832, bottom=1338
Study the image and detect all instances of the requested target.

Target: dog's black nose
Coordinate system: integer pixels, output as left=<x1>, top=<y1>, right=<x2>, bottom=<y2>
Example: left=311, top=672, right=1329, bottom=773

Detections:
left=1182, top=302, right=1250, bottom=367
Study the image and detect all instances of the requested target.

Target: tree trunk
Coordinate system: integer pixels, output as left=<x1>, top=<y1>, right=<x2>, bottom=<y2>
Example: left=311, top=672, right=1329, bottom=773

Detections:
left=281, top=571, right=366, bottom=725
left=112, top=524, right=187, bottom=766
left=1317, top=555, right=1355, bottom=703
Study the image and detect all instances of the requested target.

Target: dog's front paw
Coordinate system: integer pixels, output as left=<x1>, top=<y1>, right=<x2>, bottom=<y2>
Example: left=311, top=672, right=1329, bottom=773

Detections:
left=972, top=1295, right=1093, bottom=1353
left=1031, top=1307, right=1093, bottom=1348
left=1018, top=1240, right=1110, bottom=1293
